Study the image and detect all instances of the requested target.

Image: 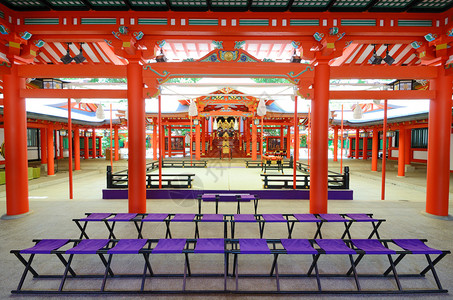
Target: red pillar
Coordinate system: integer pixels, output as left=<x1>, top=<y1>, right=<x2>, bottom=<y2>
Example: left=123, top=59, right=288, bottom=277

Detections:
left=333, top=127, right=338, bottom=162
left=195, top=121, right=201, bottom=160
left=3, top=65, right=29, bottom=216
left=167, top=125, right=172, bottom=158
left=362, top=133, right=368, bottom=160
left=371, top=128, right=378, bottom=171
left=405, top=128, right=411, bottom=165
left=114, top=125, right=119, bottom=161
left=152, top=123, right=157, bottom=160
left=91, top=128, right=96, bottom=159
left=280, top=126, right=284, bottom=151
left=83, top=132, right=89, bottom=160
left=202, top=119, right=206, bottom=156
left=252, top=121, right=257, bottom=160
left=47, top=126, right=55, bottom=175
left=286, top=126, right=291, bottom=159
left=355, top=129, right=360, bottom=159
left=127, top=61, right=146, bottom=213
left=245, top=119, right=250, bottom=155
left=397, top=127, right=405, bottom=177
left=426, top=68, right=452, bottom=216
left=59, top=135, right=64, bottom=159
left=74, top=127, right=81, bottom=171
left=40, top=129, right=47, bottom=164
left=310, top=61, right=329, bottom=214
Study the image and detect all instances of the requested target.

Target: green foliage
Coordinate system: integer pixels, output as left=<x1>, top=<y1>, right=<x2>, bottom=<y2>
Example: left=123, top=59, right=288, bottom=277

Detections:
left=251, top=78, right=291, bottom=84
left=166, top=78, right=202, bottom=83
left=89, top=78, right=127, bottom=83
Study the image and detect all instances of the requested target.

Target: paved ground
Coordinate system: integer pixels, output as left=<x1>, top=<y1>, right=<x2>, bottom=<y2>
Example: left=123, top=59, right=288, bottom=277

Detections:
left=0, top=157, right=452, bottom=299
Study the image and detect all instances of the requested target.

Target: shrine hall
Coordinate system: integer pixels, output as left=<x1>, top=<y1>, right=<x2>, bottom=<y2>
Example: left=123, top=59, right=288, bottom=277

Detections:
left=0, top=0, right=452, bottom=297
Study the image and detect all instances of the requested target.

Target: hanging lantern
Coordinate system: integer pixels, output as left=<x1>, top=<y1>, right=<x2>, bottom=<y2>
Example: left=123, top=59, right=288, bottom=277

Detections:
left=96, top=104, right=105, bottom=119
left=234, top=118, right=238, bottom=130
left=213, top=119, right=218, bottom=130
left=188, top=100, right=198, bottom=117
left=352, top=104, right=363, bottom=119
left=257, top=98, right=267, bottom=117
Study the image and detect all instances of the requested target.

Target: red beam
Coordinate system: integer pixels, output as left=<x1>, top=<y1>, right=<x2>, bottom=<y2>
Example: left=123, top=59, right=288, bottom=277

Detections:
left=330, top=90, right=434, bottom=100
left=18, top=64, right=127, bottom=78
left=21, top=89, right=127, bottom=98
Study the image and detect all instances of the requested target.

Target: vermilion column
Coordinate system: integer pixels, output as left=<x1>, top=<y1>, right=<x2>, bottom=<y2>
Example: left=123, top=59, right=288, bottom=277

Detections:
left=333, top=127, right=338, bottom=162
left=371, top=128, right=378, bottom=171
left=152, top=123, right=157, bottom=160
left=3, top=65, right=29, bottom=216
left=286, top=126, right=291, bottom=158
left=114, top=125, right=119, bottom=161
left=355, top=129, right=360, bottom=159
left=195, top=122, right=201, bottom=160
left=40, top=128, right=47, bottom=164
left=168, top=125, right=172, bottom=158
left=405, top=128, right=411, bottom=165
left=202, top=119, right=206, bottom=155
left=363, top=134, right=368, bottom=160
left=59, top=135, right=64, bottom=159
left=280, top=126, right=284, bottom=152
left=47, top=126, right=55, bottom=175
left=252, top=122, right=257, bottom=160
left=127, top=61, right=146, bottom=213
left=74, top=127, right=80, bottom=171
left=84, top=132, right=89, bottom=159
left=91, top=128, right=96, bottom=159
left=426, top=67, right=452, bottom=216
left=310, top=61, right=329, bottom=214
left=397, top=127, right=405, bottom=177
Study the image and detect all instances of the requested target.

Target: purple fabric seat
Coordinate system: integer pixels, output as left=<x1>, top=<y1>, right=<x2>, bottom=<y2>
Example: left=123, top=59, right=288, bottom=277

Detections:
left=141, top=213, right=168, bottom=222
left=239, top=195, right=255, bottom=202
left=234, top=214, right=256, bottom=222
left=351, top=239, right=395, bottom=254
left=80, top=213, right=112, bottom=221
left=346, top=214, right=378, bottom=222
left=108, top=213, right=138, bottom=222
left=200, top=214, right=224, bottom=222
left=393, top=239, right=443, bottom=255
left=171, top=214, right=196, bottom=222
left=315, top=239, right=356, bottom=254
left=20, top=239, right=69, bottom=254
left=318, top=214, right=348, bottom=222
left=262, top=214, right=286, bottom=222
left=201, top=194, right=217, bottom=201
left=194, top=239, right=225, bottom=253
left=153, top=239, right=186, bottom=254
left=281, top=239, right=317, bottom=254
left=217, top=195, right=238, bottom=202
left=239, top=239, right=271, bottom=254
left=107, top=239, right=148, bottom=254
left=66, top=239, right=110, bottom=254
left=293, top=214, right=321, bottom=222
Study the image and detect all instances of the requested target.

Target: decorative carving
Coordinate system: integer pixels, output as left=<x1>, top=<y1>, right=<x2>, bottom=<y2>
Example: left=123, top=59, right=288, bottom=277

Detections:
left=183, top=58, right=195, bottom=62
left=291, top=41, right=300, bottom=49
left=212, top=41, right=223, bottom=49
left=238, top=53, right=257, bottom=62
left=262, top=58, right=275, bottom=62
left=156, top=40, right=166, bottom=48
left=219, top=50, right=238, bottom=61
left=34, top=40, right=45, bottom=47
left=133, top=31, right=144, bottom=40
left=234, top=41, right=246, bottom=49
left=200, top=53, right=220, bottom=62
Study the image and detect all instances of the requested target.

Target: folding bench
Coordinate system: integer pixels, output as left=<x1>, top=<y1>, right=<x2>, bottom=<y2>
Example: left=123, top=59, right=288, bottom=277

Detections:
left=150, top=238, right=226, bottom=292
left=73, top=213, right=139, bottom=239
left=166, top=214, right=229, bottom=239
left=136, top=213, right=170, bottom=239
left=290, top=213, right=384, bottom=239
left=198, top=194, right=259, bottom=214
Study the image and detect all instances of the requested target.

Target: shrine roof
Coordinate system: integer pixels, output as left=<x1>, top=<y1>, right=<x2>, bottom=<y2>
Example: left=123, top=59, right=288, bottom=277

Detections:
left=1, top=0, right=451, bottom=13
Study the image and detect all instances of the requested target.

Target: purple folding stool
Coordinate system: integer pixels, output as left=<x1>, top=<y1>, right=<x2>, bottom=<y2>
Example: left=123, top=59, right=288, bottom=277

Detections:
left=167, top=214, right=196, bottom=239
left=318, top=214, right=353, bottom=239
left=137, top=214, right=169, bottom=239
left=293, top=214, right=323, bottom=239
left=103, top=213, right=138, bottom=239
left=233, top=239, right=278, bottom=291
left=259, top=214, right=288, bottom=239
left=231, top=214, right=257, bottom=239
left=196, top=214, right=227, bottom=239
left=346, top=214, right=384, bottom=239
left=74, top=213, right=112, bottom=239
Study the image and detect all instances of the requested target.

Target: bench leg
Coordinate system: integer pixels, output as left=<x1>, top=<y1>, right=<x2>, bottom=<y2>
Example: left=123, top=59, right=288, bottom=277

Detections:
left=15, top=253, right=36, bottom=291
left=422, top=253, right=447, bottom=290
left=259, top=222, right=265, bottom=239
left=348, top=254, right=361, bottom=291
left=141, top=253, right=153, bottom=291
left=341, top=221, right=353, bottom=239
left=134, top=221, right=144, bottom=239
left=98, top=253, right=115, bottom=277
left=56, top=253, right=77, bottom=277
left=75, top=221, right=89, bottom=239
left=234, top=254, right=239, bottom=291
left=384, top=254, right=406, bottom=276
left=224, top=253, right=228, bottom=291
left=387, top=254, right=402, bottom=291
left=314, top=222, right=323, bottom=239
left=287, top=221, right=295, bottom=239
left=198, top=199, right=201, bottom=214
left=367, top=221, right=382, bottom=239
left=104, top=221, right=116, bottom=239
left=58, top=254, right=74, bottom=292
left=100, top=254, right=114, bottom=291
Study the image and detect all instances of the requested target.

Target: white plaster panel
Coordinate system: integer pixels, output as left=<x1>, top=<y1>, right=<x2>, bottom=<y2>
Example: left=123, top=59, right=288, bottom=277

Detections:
left=413, top=150, right=428, bottom=160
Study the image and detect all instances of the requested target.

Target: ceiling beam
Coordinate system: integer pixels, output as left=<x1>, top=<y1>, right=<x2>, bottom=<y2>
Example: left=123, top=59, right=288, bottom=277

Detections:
left=17, top=64, right=127, bottom=78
